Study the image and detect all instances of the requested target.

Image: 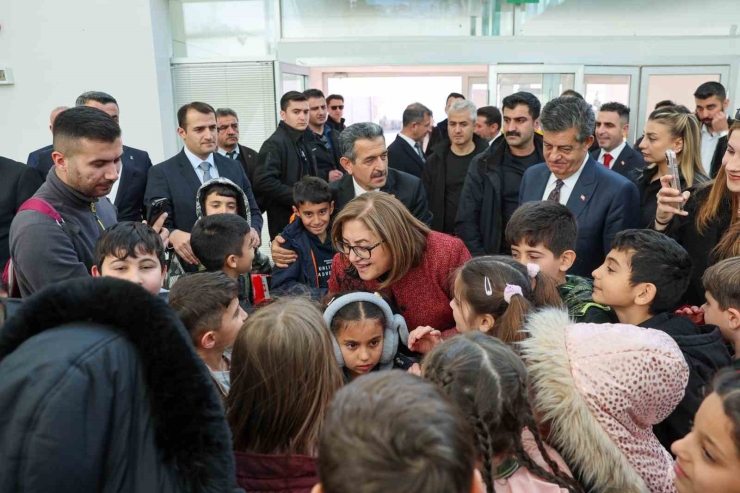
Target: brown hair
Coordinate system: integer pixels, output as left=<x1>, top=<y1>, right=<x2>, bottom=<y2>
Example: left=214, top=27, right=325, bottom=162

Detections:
left=711, top=369, right=740, bottom=455
left=423, top=333, right=582, bottom=493
left=330, top=192, right=430, bottom=290
left=703, top=257, right=740, bottom=311
left=168, top=272, right=239, bottom=346
left=318, top=371, right=476, bottom=493
left=489, top=256, right=564, bottom=310
left=454, top=257, right=535, bottom=345
left=226, top=297, right=343, bottom=455
left=177, top=101, right=216, bottom=130
left=697, top=121, right=740, bottom=238
left=647, top=108, right=708, bottom=188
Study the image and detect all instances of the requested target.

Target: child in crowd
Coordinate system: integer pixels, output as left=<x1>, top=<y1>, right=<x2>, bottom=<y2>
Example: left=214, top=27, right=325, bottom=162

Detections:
left=91, top=221, right=167, bottom=296
left=489, top=255, right=563, bottom=309
left=702, top=258, right=740, bottom=369
left=226, top=297, right=343, bottom=493
left=190, top=213, right=255, bottom=310
left=272, top=177, right=336, bottom=299
left=408, top=256, right=549, bottom=353
left=672, top=369, right=740, bottom=493
left=169, top=271, right=247, bottom=397
left=423, top=332, right=581, bottom=493
left=520, top=308, right=689, bottom=492
left=591, top=229, right=732, bottom=451
left=314, top=371, right=485, bottom=493
left=323, top=291, right=416, bottom=381
left=506, top=201, right=613, bottom=323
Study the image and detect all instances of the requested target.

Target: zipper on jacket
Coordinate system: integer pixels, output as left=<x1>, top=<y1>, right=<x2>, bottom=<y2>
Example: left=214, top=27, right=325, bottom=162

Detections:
left=90, top=203, right=106, bottom=230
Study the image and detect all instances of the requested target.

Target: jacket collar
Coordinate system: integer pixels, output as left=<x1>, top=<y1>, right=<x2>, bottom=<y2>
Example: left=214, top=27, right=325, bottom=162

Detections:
left=47, top=166, right=99, bottom=207
left=0, top=277, right=236, bottom=491
left=279, top=121, right=305, bottom=143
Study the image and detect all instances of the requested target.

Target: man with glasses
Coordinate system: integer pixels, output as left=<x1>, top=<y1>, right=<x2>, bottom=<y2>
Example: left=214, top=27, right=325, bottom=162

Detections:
left=326, top=94, right=347, bottom=133
left=216, top=108, right=259, bottom=188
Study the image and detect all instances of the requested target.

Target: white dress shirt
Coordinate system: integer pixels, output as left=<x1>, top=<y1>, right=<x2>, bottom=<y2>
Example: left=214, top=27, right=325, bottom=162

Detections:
left=701, top=124, right=728, bottom=175
left=184, top=146, right=218, bottom=184
left=597, top=140, right=627, bottom=169
left=541, top=153, right=589, bottom=205
left=217, top=146, right=240, bottom=159
left=353, top=177, right=379, bottom=197
left=108, top=170, right=122, bottom=205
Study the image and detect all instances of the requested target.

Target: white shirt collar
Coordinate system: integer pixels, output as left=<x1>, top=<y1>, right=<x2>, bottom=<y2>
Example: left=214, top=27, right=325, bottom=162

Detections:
left=183, top=145, right=214, bottom=170
left=353, top=176, right=378, bottom=197
left=398, top=131, right=421, bottom=150
left=217, top=146, right=240, bottom=157
left=598, top=140, right=627, bottom=166
left=546, top=152, right=589, bottom=191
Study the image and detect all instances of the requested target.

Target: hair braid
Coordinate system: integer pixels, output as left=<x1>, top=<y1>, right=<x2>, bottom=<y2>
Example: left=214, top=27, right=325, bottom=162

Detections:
left=512, top=430, right=583, bottom=493
left=470, top=405, right=495, bottom=493
left=524, top=414, right=584, bottom=493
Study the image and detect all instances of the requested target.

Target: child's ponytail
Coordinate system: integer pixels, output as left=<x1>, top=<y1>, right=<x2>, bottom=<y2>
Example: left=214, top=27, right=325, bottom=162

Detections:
left=488, top=256, right=563, bottom=310
left=493, top=286, right=531, bottom=345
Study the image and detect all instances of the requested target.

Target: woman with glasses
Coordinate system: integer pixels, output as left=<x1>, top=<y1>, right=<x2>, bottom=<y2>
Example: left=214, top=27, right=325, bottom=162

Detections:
left=328, top=192, right=471, bottom=340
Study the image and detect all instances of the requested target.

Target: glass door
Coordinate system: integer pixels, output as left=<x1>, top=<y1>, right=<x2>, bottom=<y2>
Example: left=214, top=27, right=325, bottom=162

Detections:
left=584, top=66, right=640, bottom=142
left=488, top=64, right=584, bottom=108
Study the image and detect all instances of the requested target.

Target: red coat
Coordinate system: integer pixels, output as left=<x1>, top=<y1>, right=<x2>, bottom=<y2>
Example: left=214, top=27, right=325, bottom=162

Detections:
left=328, top=231, right=471, bottom=331
left=234, top=451, right=318, bottom=493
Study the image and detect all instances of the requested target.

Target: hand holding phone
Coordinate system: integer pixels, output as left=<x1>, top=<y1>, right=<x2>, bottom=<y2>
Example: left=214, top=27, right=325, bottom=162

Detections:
left=147, top=198, right=170, bottom=226
left=665, top=149, right=682, bottom=212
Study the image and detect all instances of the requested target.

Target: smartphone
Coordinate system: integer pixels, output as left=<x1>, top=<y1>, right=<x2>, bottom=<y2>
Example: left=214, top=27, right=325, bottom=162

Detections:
left=665, top=149, right=682, bottom=211
left=147, top=198, right=170, bottom=225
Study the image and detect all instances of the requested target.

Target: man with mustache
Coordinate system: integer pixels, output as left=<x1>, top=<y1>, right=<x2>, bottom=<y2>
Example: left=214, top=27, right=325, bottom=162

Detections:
left=270, top=122, right=432, bottom=268
left=456, top=92, right=545, bottom=256
left=694, top=81, right=734, bottom=178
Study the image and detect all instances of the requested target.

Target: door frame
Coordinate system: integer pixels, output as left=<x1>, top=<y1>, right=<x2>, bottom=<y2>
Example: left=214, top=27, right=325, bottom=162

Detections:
left=488, top=64, right=585, bottom=107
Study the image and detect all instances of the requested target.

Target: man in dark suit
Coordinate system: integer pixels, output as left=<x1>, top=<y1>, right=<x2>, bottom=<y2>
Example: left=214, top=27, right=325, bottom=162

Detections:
left=26, top=106, right=67, bottom=168
left=215, top=107, right=259, bottom=187
left=519, top=96, right=640, bottom=277
left=145, top=102, right=262, bottom=267
left=426, top=93, right=465, bottom=156
left=271, top=122, right=432, bottom=268
left=0, top=157, right=44, bottom=269
left=304, top=89, right=344, bottom=183
left=387, top=103, right=432, bottom=179
left=326, top=94, right=347, bottom=133
left=591, top=102, right=646, bottom=178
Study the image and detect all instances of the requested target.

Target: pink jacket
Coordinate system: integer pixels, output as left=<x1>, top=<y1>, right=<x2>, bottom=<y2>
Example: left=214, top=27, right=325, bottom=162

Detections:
left=520, top=308, right=689, bottom=493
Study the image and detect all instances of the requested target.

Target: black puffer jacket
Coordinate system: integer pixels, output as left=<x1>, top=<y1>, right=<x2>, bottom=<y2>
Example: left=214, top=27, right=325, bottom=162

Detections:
left=0, top=277, right=240, bottom=493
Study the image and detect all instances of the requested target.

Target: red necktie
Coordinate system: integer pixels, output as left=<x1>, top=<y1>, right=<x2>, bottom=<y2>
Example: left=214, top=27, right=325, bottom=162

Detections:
left=603, top=154, right=613, bottom=169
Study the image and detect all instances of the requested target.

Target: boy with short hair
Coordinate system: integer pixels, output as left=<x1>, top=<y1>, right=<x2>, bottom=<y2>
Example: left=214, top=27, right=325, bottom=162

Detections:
left=92, top=221, right=167, bottom=296
left=591, top=228, right=732, bottom=451
left=313, top=371, right=484, bottom=493
left=271, top=176, right=335, bottom=299
left=505, top=201, right=612, bottom=323
left=702, top=257, right=740, bottom=369
left=169, top=271, right=247, bottom=397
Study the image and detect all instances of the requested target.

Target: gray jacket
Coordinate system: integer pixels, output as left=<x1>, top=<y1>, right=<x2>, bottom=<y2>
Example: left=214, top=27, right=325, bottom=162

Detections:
left=9, top=168, right=118, bottom=297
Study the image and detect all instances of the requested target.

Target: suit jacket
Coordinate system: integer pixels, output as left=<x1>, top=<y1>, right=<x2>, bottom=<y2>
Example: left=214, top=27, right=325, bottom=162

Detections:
left=388, top=134, right=425, bottom=179
left=235, top=144, right=259, bottom=187
left=35, top=145, right=153, bottom=222
left=27, top=144, right=53, bottom=169
left=519, top=157, right=640, bottom=277
left=0, top=157, right=44, bottom=267
left=590, top=143, right=647, bottom=178
left=709, top=119, right=735, bottom=178
left=329, top=169, right=433, bottom=227
left=144, top=149, right=263, bottom=234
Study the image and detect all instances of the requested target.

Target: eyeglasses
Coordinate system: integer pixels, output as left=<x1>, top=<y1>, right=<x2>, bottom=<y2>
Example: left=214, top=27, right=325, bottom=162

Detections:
left=330, top=105, right=344, bottom=111
left=337, top=240, right=384, bottom=260
left=217, top=124, right=239, bottom=132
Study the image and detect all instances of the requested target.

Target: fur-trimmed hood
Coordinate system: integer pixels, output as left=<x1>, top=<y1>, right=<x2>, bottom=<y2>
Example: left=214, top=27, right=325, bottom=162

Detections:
left=519, top=308, right=688, bottom=493
left=0, top=277, right=237, bottom=492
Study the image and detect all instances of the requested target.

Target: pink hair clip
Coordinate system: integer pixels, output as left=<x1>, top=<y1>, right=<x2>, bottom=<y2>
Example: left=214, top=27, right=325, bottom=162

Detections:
left=527, top=263, right=540, bottom=279
left=503, top=284, right=523, bottom=304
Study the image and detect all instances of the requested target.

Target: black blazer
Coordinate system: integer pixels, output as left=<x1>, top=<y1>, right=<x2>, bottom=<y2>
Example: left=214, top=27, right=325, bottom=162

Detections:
left=235, top=144, right=259, bottom=186
left=329, top=169, right=433, bottom=227
left=590, top=143, right=647, bottom=178
left=0, top=157, right=44, bottom=267
left=36, top=145, right=153, bottom=222
left=144, top=149, right=263, bottom=234
left=388, top=134, right=425, bottom=179
left=519, top=157, right=640, bottom=277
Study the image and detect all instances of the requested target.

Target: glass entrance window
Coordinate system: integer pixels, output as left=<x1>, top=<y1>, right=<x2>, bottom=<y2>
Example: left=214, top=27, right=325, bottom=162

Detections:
left=495, top=73, right=543, bottom=107
left=644, top=74, right=721, bottom=115
left=282, top=73, right=306, bottom=94
left=584, top=74, right=631, bottom=111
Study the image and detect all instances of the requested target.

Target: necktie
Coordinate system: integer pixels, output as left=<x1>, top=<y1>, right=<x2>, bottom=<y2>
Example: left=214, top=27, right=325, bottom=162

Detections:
left=199, top=162, right=212, bottom=183
left=547, top=179, right=564, bottom=203
left=414, top=143, right=426, bottom=163
left=603, top=153, right=613, bottom=169
left=226, top=151, right=237, bottom=160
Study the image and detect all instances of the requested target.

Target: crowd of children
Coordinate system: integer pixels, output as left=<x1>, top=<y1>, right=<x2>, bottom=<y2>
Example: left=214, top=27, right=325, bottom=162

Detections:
left=5, top=173, right=740, bottom=493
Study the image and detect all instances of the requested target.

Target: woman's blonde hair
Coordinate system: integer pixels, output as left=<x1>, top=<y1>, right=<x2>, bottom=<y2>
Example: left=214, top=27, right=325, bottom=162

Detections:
left=648, top=108, right=708, bottom=187
left=330, top=192, right=430, bottom=290
left=226, top=297, right=343, bottom=456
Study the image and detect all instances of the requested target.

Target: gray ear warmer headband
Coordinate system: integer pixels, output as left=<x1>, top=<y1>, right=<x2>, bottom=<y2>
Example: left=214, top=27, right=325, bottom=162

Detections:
left=323, top=292, right=410, bottom=371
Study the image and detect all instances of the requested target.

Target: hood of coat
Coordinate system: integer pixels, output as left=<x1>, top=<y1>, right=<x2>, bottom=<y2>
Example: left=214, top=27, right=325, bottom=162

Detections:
left=0, top=277, right=236, bottom=492
left=519, top=308, right=689, bottom=493
left=196, top=176, right=251, bottom=224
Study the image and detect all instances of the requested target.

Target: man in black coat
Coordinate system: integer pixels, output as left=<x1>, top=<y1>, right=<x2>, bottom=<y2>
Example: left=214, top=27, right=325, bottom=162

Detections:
left=215, top=107, right=260, bottom=188
left=387, top=102, right=432, bottom=179
left=253, top=91, right=319, bottom=239
left=425, top=92, right=465, bottom=156
left=591, top=102, right=646, bottom=178
left=271, top=122, right=432, bottom=268
left=423, top=100, right=488, bottom=235
left=304, top=89, right=345, bottom=183
left=0, top=157, right=43, bottom=268
left=0, top=277, right=239, bottom=492
left=326, top=94, right=347, bottom=133
left=145, top=102, right=262, bottom=267
left=456, top=92, right=545, bottom=256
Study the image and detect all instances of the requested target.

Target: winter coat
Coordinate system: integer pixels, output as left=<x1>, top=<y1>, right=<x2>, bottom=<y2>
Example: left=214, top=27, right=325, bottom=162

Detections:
left=455, top=134, right=545, bottom=256
left=0, top=277, right=239, bottom=493
left=234, top=451, right=318, bottom=493
left=520, top=308, right=689, bottom=493
left=639, top=313, right=732, bottom=451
